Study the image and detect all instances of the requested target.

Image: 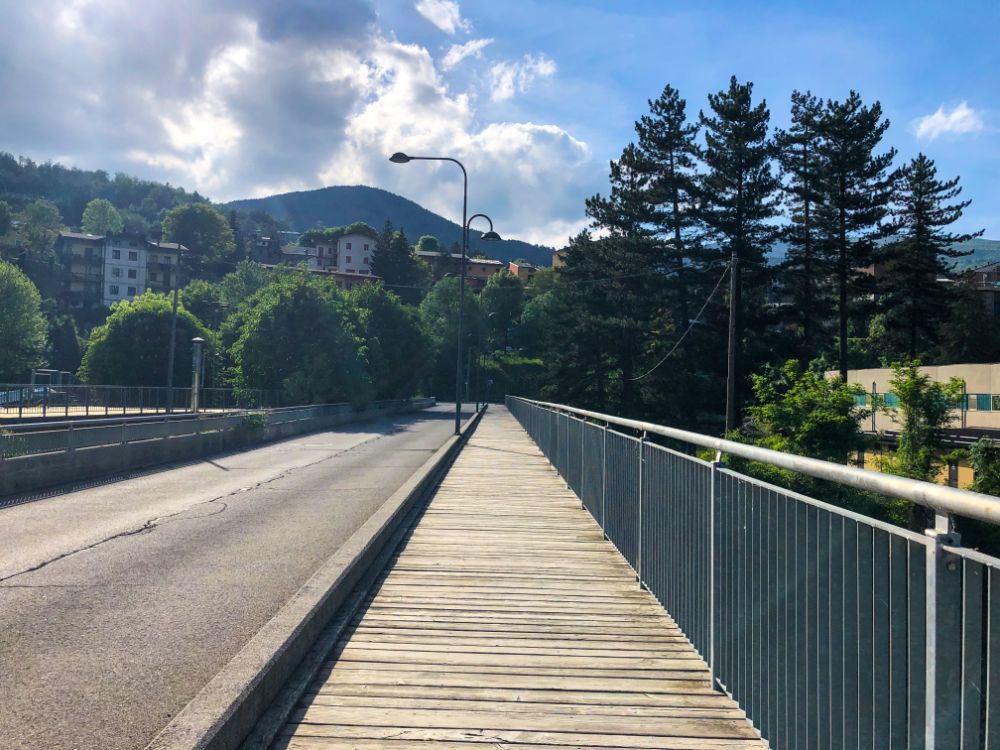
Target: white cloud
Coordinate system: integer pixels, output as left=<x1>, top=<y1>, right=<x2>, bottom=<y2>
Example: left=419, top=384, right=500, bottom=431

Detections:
left=414, top=0, right=469, bottom=34
left=489, top=54, right=557, bottom=102
left=915, top=101, right=985, bottom=140
left=441, top=38, right=493, bottom=70
left=0, top=0, right=596, bottom=250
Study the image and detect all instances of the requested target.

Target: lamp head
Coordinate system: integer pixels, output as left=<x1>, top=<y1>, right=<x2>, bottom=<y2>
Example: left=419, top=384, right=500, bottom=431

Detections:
left=480, top=230, right=502, bottom=242
left=389, top=152, right=412, bottom=164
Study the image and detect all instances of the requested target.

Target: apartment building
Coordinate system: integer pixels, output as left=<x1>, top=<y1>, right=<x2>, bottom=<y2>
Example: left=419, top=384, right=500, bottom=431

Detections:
left=312, top=229, right=377, bottom=275
left=54, top=232, right=184, bottom=309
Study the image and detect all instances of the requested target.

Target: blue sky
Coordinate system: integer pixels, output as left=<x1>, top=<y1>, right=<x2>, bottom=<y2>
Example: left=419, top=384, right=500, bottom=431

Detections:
left=2, top=0, right=997, bottom=246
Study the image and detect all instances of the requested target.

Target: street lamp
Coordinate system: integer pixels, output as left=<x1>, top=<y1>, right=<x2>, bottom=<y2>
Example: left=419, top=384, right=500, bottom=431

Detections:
left=390, top=152, right=501, bottom=434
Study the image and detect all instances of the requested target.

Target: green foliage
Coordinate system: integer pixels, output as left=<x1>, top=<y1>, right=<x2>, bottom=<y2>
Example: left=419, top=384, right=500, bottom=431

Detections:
left=346, top=282, right=433, bottom=399
left=224, top=273, right=370, bottom=405
left=481, top=270, right=524, bottom=349
left=878, top=361, right=963, bottom=483
left=239, top=412, right=267, bottom=430
left=18, top=199, right=64, bottom=256
left=970, top=438, right=1000, bottom=498
left=0, top=260, right=48, bottom=380
left=162, top=203, right=235, bottom=259
left=81, top=198, right=124, bottom=235
left=77, top=292, right=213, bottom=386
left=877, top=154, right=982, bottom=360
left=371, top=223, right=428, bottom=303
left=744, top=360, right=868, bottom=463
left=181, top=279, right=226, bottom=329
left=45, top=310, right=83, bottom=374
left=415, top=235, right=439, bottom=253
left=480, top=353, right=545, bottom=400
left=419, top=277, right=484, bottom=399
left=0, top=200, right=11, bottom=236
left=219, top=260, right=270, bottom=309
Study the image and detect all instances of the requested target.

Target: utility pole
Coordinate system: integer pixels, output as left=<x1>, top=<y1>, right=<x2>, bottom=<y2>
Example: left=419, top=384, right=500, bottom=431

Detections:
left=725, top=251, right=738, bottom=434
left=166, top=239, right=180, bottom=413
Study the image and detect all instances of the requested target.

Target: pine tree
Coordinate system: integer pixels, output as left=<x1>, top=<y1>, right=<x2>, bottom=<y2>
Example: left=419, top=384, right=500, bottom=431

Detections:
left=775, top=91, right=830, bottom=357
left=698, top=77, right=780, bottom=429
left=814, top=92, right=896, bottom=380
left=879, top=153, right=981, bottom=359
left=371, top=223, right=427, bottom=304
left=584, top=143, right=663, bottom=415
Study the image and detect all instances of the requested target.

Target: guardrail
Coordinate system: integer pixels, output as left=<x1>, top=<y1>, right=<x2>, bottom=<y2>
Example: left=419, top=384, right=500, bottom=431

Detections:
left=0, top=384, right=287, bottom=419
left=507, top=395, right=1000, bottom=750
left=1, top=399, right=434, bottom=460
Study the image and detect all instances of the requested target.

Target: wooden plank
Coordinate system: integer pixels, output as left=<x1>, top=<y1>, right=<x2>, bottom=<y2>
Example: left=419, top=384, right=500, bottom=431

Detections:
left=279, top=408, right=764, bottom=749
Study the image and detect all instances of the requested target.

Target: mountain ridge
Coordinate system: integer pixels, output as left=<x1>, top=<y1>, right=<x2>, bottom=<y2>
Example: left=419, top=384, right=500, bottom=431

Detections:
left=227, top=185, right=555, bottom=267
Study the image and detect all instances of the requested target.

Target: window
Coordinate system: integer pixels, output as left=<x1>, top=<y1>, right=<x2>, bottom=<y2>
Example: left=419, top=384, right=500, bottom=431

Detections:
left=112, top=267, right=121, bottom=278
left=127, top=286, right=137, bottom=296
left=363, top=257, right=369, bottom=265
left=150, top=254, right=158, bottom=263
left=112, top=249, right=121, bottom=260
left=318, top=247, right=324, bottom=257
left=127, top=269, right=137, bottom=279
left=346, top=242, right=352, bottom=250
left=110, top=284, right=120, bottom=295
left=346, top=256, right=352, bottom=264
left=364, top=243, right=369, bottom=251
left=128, top=251, right=138, bottom=261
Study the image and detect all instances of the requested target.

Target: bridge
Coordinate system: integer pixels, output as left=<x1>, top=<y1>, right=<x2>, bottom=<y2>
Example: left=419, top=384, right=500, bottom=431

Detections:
left=2, top=398, right=999, bottom=749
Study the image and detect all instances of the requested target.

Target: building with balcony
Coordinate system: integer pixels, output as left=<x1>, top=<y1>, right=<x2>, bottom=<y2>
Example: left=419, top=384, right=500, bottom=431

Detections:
left=972, top=261, right=1000, bottom=318
left=509, top=261, right=538, bottom=283
left=54, top=232, right=184, bottom=310
left=415, top=251, right=506, bottom=291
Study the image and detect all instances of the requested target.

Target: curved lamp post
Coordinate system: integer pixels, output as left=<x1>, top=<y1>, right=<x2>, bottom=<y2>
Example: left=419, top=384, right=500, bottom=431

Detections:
left=389, top=153, right=501, bottom=434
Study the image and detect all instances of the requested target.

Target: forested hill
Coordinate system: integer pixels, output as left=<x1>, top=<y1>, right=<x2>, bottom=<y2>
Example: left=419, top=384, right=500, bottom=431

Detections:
left=227, top=185, right=555, bottom=267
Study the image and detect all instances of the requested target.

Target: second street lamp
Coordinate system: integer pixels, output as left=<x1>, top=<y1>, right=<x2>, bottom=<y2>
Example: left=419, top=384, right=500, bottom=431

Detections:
left=389, top=152, right=501, bottom=434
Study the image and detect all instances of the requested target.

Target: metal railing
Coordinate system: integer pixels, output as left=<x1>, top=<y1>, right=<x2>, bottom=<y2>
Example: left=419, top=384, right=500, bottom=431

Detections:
left=0, top=384, right=288, bottom=419
left=508, top=395, right=1000, bottom=750
left=1, top=399, right=435, bottom=460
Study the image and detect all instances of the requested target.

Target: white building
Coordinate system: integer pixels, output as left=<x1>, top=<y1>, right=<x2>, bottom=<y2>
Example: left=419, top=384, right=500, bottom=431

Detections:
left=312, top=231, right=376, bottom=275
left=102, top=235, right=181, bottom=307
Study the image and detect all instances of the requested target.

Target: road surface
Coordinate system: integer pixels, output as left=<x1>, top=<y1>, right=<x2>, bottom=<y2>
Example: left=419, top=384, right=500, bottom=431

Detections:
left=0, top=404, right=467, bottom=750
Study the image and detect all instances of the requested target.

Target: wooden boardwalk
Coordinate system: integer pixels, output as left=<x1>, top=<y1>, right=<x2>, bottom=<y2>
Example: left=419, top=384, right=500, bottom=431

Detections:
left=274, top=407, right=764, bottom=750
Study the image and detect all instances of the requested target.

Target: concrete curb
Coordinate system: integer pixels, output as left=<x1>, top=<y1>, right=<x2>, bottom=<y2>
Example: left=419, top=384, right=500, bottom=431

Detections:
left=144, top=406, right=487, bottom=750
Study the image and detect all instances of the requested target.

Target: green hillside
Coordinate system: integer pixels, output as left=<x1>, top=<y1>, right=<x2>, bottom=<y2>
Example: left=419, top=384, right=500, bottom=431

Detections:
left=951, top=238, right=1000, bottom=269
left=227, top=185, right=554, bottom=267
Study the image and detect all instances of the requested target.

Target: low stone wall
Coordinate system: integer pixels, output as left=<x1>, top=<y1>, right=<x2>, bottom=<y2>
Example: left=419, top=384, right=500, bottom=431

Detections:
left=0, top=401, right=434, bottom=498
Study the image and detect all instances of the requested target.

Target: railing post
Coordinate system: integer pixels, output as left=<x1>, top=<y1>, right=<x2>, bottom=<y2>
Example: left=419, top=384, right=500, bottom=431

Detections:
left=601, top=424, right=608, bottom=538
left=67, top=422, right=75, bottom=453
left=580, top=417, right=585, bottom=509
left=925, top=510, right=962, bottom=750
left=637, top=430, right=646, bottom=588
left=709, top=458, right=723, bottom=686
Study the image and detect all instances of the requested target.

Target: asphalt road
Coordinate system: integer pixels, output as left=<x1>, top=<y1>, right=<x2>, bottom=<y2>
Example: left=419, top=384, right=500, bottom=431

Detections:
left=0, top=404, right=467, bottom=750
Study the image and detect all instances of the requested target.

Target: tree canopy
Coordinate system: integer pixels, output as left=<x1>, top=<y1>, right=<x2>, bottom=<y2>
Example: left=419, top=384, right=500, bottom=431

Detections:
left=77, top=292, right=212, bottom=386
left=0, top=260, right=48, bottom=380
left=81, top=198, right=124, bottom=235
left=162, top=203, right=235, bottom=259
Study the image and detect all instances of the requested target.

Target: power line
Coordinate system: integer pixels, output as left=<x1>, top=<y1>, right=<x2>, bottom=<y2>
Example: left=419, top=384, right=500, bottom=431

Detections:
left=629, top=262, right=731, bottom=382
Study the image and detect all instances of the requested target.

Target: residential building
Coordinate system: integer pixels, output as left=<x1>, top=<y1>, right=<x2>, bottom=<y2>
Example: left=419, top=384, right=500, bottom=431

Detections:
left=55, top=232, right=105, bottom=310
left=509, top=261, right=538, bottom=283
left=415, top=251, right=506, bottom=291
left=280, top=245, right=321, bottom=269
left=54, top=231, right=183, bottom=309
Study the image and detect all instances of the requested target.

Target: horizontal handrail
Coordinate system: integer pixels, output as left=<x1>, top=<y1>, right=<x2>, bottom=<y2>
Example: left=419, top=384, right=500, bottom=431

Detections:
left=508, top=396, right=1000, bottom=525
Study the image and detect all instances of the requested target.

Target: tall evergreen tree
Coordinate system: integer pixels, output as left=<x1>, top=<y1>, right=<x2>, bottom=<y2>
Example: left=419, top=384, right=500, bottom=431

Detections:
left=370, top=224, right=426, bottom=304
left=584, top=143, right=662, bottom=415
left=878, top=153, right=981, bottom=359
left=775, top=91, right=830, bottom=357
left=698, top=77, right=780, bottom=429
left=814, top=92, right=896, bottom=380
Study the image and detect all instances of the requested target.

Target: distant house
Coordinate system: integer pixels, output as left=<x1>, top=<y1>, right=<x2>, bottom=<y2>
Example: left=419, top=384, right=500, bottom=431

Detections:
left=508, top=261, right=538, bottom=283
left=303, top=224, right=379, bottom=276
left=260, top=262, right=379, bottom=290
left=416, top=251, right=505, bottom=291
left=54, top=231, right=184, bottom=310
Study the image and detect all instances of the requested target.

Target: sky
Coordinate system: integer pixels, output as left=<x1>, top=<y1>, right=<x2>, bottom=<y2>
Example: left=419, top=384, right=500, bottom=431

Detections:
left=2, top=0, right=998, bottom=248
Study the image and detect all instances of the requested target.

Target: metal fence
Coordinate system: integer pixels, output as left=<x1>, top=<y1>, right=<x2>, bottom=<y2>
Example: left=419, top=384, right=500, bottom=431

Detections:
left=508, top=396, right=1000, bottom=750
left=1, top=399, right=435, bottom=460
left=0, top=384, right=288, bottom=420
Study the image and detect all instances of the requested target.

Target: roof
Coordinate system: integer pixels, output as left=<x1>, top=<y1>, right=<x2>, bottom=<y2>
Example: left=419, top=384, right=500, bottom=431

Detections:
left=147, top=241, right=185, bottom=253
left=60, top=231, right=103, bottom=241
left=281, top=245, right=316, bottom=256
left=415, top=250, right=503, bottom=265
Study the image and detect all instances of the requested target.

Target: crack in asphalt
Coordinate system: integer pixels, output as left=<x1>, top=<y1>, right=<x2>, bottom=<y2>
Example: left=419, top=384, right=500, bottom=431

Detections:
left=0, top=431, right=396, bottom=586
